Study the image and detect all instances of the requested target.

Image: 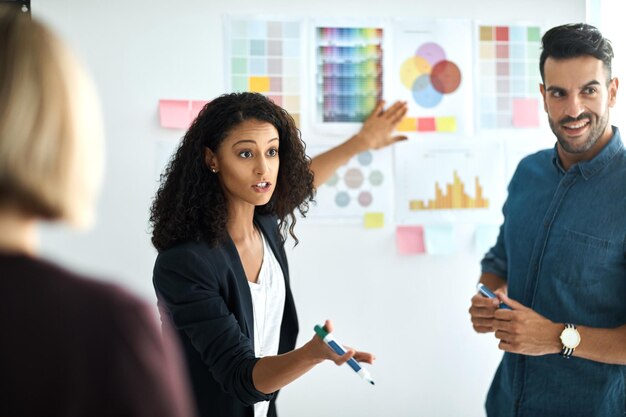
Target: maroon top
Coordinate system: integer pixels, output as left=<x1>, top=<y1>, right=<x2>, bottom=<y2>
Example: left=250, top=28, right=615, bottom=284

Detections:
left=0, top=252, right=196, bottom=417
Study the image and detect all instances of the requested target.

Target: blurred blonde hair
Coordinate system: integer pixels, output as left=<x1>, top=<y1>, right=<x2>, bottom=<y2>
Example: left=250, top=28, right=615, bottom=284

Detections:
left=0, top=6, right=103, bottom=228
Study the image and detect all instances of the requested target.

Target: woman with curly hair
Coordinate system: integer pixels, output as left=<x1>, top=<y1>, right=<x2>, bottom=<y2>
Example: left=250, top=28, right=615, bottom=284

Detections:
left=150, top=92, right=406, bottom=417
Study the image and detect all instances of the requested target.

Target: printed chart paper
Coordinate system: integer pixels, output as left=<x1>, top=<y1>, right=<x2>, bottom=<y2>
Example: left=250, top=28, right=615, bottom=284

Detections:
left=306, top=146, right=394, bottom=225
left=394, top=140, right=505, bottom=224
left=314, top=24, right=384, bottom=125
left=225, top=16, right=304, bottom=126
left=475, top=23, right=543, bottom=130
left=391, top=19, right=473, bottom=135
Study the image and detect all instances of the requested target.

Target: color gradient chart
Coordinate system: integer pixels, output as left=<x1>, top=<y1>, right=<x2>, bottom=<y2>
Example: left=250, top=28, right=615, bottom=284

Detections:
left=394, top=140, right=505, bottom=224
left=315, top=26, right=383, bottom=123
left=305, top=145, right=393, bottom=225
left=476, top=23, right=543, bottom=129
left=225, top=17, right=302, bottom=126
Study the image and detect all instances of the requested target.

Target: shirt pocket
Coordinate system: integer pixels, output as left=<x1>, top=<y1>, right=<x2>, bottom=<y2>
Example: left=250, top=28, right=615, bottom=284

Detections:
left=550, top=227, right=615, bottom=288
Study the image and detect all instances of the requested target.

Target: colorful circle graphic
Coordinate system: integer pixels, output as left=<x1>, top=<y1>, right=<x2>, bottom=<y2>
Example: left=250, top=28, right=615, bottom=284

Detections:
left=431, top=60, right=461, bottom=93
left=401, top=42, right=461, bottom=108
left=412, top=74, right=443, bottom=108
left=335, top=191, right=350, bottom=207
left=358, top=191, right=373, bottom=207
left=416, top=42, right=446, bottom=66
left=400, top=56, right=431, bottom=89
left=324, top=151, right=385, bottom=211
left=344, top=168, right=365, bottom=189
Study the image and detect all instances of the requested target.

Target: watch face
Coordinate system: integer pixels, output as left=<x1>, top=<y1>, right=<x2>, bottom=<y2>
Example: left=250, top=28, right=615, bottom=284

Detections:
left=561, top=328, right=581, bottom=348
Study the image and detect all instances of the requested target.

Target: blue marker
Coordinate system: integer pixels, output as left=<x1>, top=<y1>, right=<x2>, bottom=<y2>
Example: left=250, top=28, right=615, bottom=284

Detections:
left=476, top=283, right=512, bottom=310
left=314, top=324, right=375, bottom=385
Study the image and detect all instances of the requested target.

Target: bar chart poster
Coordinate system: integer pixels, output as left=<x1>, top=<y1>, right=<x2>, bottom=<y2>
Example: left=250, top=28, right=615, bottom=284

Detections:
left=394, top=140, right=505, bottom=224
left=475, top=22, right=544, bottom=130
left=305, top=145, right=394, bottom=225
left=314, top=24, right=383, bottom=125
left=224, top=16, right=304, bottom=126
left=391, top=19, right=473, bottom=135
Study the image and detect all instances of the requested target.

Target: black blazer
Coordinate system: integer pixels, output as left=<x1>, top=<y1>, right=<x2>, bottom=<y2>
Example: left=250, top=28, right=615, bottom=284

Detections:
left=153, top=214, right=299, bottom=417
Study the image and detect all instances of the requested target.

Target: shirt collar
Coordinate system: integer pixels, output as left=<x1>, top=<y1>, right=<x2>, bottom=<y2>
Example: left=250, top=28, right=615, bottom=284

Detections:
left=551, top=125, right=623, bottom=179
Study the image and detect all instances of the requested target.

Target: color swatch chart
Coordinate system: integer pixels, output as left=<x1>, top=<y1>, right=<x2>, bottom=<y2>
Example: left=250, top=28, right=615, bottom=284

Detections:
left=226, top=18, right=302, bottom=126
left=315, top=27, right=383, bottom=123
left=476, top=24, right=542, bottom=129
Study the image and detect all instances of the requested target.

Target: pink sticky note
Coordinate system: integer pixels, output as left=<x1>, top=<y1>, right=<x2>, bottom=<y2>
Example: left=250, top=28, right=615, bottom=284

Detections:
left=512, top=98, right=540, bottom=128
left=190, top=100, right=209, bottom=122
left=396, top=226, right=425, bottom=255
left=159, top=99, right=191, bottom=129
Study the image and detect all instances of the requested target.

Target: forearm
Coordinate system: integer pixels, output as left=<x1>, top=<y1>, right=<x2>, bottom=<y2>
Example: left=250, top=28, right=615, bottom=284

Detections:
left=574, top=324, right=626, bottom=365
left=309, top=135, right=366, bottom=188
left=251, top=340, right=322, bottom=394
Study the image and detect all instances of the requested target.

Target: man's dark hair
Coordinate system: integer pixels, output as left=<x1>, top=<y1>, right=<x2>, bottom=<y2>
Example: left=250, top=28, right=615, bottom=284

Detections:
left=539, top=23, right=614, bottom=83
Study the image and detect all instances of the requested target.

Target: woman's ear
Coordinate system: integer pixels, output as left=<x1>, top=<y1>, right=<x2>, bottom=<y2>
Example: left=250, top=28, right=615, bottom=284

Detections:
left=204, top=147, right=219, bottom=173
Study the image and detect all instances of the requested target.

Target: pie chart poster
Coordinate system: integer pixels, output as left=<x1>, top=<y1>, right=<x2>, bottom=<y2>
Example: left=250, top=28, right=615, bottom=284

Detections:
left=392, top=19, right=473, bottom=135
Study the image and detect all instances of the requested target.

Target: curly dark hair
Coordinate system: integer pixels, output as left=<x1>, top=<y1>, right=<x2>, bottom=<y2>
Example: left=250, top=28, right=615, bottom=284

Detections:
left=150, top=92, right=315, bottom=251
left=540, top=23, right=614, bottom=84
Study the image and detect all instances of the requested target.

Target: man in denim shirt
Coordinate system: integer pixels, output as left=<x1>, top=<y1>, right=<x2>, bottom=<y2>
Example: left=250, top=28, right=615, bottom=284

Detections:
left=469, top=24, right=626, bottom=416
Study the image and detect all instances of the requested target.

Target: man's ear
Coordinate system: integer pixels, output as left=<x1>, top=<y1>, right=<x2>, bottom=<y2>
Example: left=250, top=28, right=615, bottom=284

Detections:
left=609, top=77, right=619, bottom=108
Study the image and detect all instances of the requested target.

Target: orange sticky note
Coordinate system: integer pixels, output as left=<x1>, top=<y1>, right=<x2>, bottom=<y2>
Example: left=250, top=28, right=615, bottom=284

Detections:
left=397, top=117, right=418, bottom=132
left=249, top=76, right=271, bottom=92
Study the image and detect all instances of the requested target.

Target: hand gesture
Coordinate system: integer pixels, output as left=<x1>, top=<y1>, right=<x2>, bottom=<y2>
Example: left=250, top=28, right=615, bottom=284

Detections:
left=310, top=319, right=375, bottom=366
left=492, top=293, right=562, bottom=356
left=355, top=100, right=408, bottom=151
left=469, top=291, right=501, bottom=333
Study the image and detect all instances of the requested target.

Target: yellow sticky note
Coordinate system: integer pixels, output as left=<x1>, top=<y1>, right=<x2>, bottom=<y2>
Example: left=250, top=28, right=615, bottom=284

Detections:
left=249, top=76, right=270, bottom=93
left=397, top=117, right=417, bottom=132
left=436, top=117, right=457, bottom=132
left=364, top=212, right=384, bottom=229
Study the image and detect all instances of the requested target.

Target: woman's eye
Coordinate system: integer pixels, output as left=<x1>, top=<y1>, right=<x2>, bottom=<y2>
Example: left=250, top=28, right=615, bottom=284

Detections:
left=239, top=150, right=253, bottom=158
left=267, top=148, right=278, bottom=157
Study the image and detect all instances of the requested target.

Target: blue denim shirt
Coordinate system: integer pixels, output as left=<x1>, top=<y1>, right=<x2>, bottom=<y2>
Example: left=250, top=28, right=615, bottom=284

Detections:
left=481, top=126, right=626, bottom=417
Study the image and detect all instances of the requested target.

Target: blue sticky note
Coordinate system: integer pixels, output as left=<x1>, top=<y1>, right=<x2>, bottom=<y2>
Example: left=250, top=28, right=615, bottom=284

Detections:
left=424, top=224, right=456, bottom=255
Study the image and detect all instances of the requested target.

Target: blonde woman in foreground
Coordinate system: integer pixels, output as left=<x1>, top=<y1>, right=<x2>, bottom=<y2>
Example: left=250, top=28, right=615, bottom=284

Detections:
left=0, top=6, right=195, bottom=416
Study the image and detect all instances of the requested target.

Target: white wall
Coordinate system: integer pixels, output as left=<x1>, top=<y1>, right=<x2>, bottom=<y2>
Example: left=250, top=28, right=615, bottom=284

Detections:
left=35, top=1, right=586, bottom=416
left=596, top=0, right=626, bottom=127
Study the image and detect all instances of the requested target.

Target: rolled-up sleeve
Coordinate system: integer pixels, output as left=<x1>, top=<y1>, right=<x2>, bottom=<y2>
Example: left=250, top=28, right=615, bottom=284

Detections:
left=153, top=245, right=272, bottom=406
